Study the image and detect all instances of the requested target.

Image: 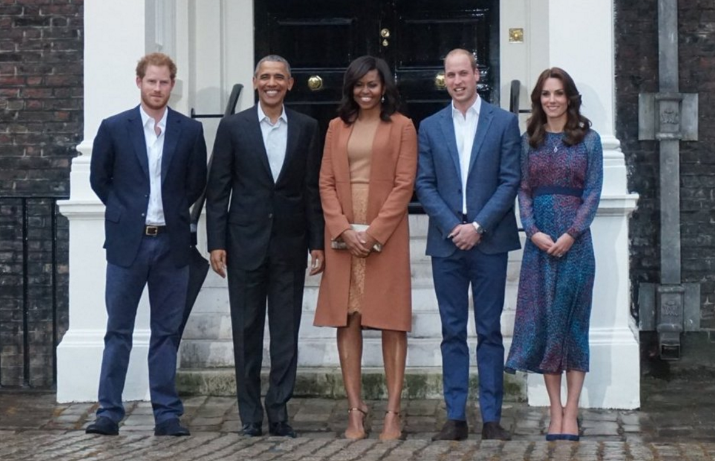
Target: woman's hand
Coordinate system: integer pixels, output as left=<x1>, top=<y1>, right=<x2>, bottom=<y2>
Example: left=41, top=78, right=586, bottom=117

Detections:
left=357, top=231, right=379, bottom=254
left=340, top=229, right=370, bottom=258
left=530, top=232, right=555, bottom=252
left=547, top=233, right=575, bottom=259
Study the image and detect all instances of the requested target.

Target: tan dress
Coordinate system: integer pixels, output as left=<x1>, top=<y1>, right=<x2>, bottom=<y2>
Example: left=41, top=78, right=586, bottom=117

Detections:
left=346, top=118, right=378, bottom=314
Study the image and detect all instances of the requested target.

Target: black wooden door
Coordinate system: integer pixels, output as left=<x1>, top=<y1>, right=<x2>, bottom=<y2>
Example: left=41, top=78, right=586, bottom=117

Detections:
left=254, top=0, right=499, bottom=211
left=254, top=0, right=499, bottom=131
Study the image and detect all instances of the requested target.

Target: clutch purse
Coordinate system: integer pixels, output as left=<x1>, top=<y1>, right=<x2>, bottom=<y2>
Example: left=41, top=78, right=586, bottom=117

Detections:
left=331, top=224, right=383, bottom=252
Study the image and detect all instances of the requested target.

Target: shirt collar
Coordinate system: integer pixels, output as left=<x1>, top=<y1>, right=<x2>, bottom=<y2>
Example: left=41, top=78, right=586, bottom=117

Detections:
left=257, top=103, right=287, bottom=125
left=451, top=94, right=481, bottom=119
left=140, top=105, right=168, bottom=131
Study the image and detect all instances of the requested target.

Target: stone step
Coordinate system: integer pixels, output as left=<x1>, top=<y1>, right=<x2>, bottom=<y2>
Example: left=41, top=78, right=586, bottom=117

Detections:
left=176, top=366, right=527, bottom=401
left=179, top=333, right=516, bottom=369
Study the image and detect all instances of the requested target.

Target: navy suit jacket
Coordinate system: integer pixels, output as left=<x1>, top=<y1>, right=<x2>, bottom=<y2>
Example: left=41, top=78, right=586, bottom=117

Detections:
left=415, top=100, right=521, bottom=257
left=90, top=106, right=208, bottom=268
left=205, top=105, right=324, bottom=271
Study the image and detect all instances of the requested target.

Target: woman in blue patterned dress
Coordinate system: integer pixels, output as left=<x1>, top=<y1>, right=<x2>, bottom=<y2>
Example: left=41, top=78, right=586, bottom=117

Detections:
left=505, top=67, right=603, bottom=442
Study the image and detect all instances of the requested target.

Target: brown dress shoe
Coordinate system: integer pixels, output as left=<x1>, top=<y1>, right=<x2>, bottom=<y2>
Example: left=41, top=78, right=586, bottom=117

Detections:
left=432, top=419, right=468, bottom=441
left=481, top=422, right=511, bottom=440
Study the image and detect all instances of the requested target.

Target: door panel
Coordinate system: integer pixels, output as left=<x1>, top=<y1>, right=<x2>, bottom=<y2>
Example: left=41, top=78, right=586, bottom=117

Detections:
left=254, top=0, right=499, bottom=209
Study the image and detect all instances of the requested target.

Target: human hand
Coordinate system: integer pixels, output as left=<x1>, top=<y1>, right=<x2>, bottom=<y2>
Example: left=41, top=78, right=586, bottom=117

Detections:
left=530, top=232, right=555, bottom=252
left=357, top=231, right=379, bottom=254
left=309, top=250, right=325, bottom=275
left=340, top=229, right=370, bottom=258
left=210, top=249, right=227, bottom=278
left=546, top=233, right=575, bottom=259
left=448, top=224, right=481, bottom=251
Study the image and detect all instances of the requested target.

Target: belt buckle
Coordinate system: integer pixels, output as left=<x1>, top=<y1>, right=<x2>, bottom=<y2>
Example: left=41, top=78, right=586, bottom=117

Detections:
left=145, top=226, right=158, bottom=236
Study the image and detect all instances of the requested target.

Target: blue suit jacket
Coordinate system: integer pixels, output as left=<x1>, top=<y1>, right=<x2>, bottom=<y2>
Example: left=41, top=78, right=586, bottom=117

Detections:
left=415, top=100, right=521, bottom=257
left=90, top=106, right=207, bottom=268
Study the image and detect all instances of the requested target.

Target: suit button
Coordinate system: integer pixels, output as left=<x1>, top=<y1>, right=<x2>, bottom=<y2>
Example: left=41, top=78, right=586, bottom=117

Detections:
left=141, top=213, right=146, bottom=217
left=268, top=213, right=273, bottom=219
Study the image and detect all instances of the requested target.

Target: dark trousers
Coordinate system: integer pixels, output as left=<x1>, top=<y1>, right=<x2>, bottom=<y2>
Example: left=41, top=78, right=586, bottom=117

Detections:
left=432, top=249, right=508, bottom=423
left=227, top=259, right=305, bottom=424
left=96, top=233, right=188, bottom=424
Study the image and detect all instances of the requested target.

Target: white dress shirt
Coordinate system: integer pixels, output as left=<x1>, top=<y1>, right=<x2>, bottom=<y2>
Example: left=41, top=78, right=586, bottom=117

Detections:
left=452, top=96, right=481, bottom=215
left=139, top=106, right=167, bottom=226
left=257, top=103, right=288, bottom=182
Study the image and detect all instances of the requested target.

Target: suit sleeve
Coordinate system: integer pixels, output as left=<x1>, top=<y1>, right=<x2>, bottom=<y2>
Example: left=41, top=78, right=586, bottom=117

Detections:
left=89, top=119, right=113, bottom=205
left=367, top=120, right=418, bottom=245
left=304, top=118, right=325, bottom=250
left=186, top=122, right=208, bottom=206
left=473, top=114, right=521, bottom=232
left=415, top=123, right=462, bottom=237
left=205, top=117, right=234, bottom=252
left=319, top=120, right=352, bottom=240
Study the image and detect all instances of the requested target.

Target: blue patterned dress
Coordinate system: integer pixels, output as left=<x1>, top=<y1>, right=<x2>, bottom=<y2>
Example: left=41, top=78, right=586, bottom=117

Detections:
left=505, top=130, right=603, bottom=374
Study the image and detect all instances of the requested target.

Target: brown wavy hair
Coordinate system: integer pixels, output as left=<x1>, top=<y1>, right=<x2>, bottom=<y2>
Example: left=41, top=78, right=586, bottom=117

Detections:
left=338, top=56, right=400, bottom=124
left=136, top=53, right=177, bottom=80
left=526, top=67, right=591, bottom=148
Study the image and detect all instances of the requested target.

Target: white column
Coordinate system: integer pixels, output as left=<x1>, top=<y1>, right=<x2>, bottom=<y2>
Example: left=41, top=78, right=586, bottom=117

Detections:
left=524, top=0, right=640, bottom=409
left=57, top=0, right=152, bottom=403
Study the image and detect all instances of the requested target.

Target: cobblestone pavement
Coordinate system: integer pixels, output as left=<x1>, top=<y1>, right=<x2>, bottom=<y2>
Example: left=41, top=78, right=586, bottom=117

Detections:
left=2, top=376, right=715, bottom=460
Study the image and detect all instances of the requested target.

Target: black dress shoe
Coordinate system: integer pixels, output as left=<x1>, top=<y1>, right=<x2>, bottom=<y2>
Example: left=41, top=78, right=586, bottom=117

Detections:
left=86, top=416, right=119, bottom=435
left=242, top=422, right=263, bottom=437
left=269, top=421, right=297, bottom=438
left=432, top=419, right=468, bottom=441
left=154, top=418, right=191, bottom=436
left=481, top=422, right=511, bottom=441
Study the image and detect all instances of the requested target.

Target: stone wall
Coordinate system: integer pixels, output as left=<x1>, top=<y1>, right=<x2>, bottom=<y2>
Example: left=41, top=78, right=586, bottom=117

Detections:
left=615, top=0, right=715, bottom=369
left=0, top=0, right=82, bottom=387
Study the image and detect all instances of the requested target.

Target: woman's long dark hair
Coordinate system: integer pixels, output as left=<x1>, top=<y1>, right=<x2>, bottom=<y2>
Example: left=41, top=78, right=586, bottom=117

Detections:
left=526, top=67, right=591, bottom=148
left=338, top=56, right=400, bottom=124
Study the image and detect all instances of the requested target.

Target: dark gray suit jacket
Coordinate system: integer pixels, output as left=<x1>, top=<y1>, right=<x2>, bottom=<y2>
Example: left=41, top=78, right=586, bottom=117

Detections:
left=205, top=105, right=324, bottom=270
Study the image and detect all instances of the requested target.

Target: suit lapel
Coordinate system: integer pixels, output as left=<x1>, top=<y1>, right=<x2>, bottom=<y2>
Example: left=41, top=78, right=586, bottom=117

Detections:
left=468, top=101, right=494, bottom=176
left=247, top=106, right=274, bottom=183
left=275, top=109, right=298, bottom=185
left=161, top=108, right=180, bottom=185
left=437, top=106, right=462, bottom=179
left=127, top=107, right=149, bottom=178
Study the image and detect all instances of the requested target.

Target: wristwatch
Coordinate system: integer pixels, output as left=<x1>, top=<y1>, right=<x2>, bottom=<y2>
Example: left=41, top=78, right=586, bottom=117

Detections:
left=472, top=222, right=485, bottom=235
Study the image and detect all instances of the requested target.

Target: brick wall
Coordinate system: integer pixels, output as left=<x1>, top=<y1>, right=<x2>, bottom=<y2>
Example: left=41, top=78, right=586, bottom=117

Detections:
left=0, top=0, right=82, bottom=387
left=615, top=0, right=715, bottom=368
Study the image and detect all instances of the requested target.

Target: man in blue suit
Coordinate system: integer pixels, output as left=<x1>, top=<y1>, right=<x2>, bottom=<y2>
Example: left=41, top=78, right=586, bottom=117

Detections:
left=86, top=53, right=207, bottom=437
left=416, top=49, right=521, bottom=441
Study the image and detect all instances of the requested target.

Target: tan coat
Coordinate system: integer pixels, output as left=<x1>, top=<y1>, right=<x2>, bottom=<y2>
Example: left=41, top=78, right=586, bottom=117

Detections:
left=314, top=114, right=417, bottom=331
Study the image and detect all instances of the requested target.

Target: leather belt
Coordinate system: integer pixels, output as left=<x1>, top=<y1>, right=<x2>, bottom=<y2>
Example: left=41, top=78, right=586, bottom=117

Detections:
left=144, top=225, right=167, bottom=236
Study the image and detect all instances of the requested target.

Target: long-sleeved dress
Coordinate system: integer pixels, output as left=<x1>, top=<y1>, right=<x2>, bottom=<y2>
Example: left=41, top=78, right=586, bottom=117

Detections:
left=505, top=129, right=603, bottom=374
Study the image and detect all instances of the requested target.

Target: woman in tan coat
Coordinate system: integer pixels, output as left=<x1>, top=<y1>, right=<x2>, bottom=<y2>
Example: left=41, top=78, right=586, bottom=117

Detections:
left=314, top=56, right=417, bottom=441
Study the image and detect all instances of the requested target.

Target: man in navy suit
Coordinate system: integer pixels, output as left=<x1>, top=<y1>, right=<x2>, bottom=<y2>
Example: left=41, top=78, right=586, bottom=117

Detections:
left=86, top=53, right=207, bottom=437
left=416, top=49, right=521, bottom=441
left=205, top=55, right=324, bottom=438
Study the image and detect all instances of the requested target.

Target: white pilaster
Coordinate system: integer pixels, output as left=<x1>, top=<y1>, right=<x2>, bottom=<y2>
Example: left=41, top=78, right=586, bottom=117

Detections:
left=57, top=0, right=152, bottom=403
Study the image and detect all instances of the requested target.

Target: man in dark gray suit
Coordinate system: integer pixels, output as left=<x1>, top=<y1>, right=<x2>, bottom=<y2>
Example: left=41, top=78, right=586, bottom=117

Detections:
left=87, top=53, right=207, bottom=437
left=205, top=55, right=324, bottom=438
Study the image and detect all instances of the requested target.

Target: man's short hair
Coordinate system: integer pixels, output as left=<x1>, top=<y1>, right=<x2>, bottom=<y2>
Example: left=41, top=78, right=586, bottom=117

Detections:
left=136, top=53, right=177, bottom=80
left=444, top=49, right=478, bottom=71
left=254, top=55, right=292, bottom=77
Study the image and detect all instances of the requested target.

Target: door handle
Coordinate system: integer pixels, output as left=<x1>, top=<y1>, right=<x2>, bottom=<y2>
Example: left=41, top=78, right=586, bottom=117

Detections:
left=435, top=72, right=445, bottom=90
left=381, top=28, right=390, bottom=47
left=308, top=75, right=323, bottom=91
